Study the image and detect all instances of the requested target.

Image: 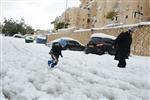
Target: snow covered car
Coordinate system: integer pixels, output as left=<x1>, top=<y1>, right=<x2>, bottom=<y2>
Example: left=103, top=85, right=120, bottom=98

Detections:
left=85, top=33, right=116, bottom=55
left=50, top=37, right=85, bottom=51
left=25, top=36, right=34, bottom=43
left=36, top=36, right=46, bottom=44
left=13, top=34, right=24, bottom=38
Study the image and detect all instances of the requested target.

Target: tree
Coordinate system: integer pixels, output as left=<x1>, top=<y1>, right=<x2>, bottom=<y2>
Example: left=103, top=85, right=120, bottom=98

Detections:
left=2, top=18, right=17, bottom=36
left=26, top=26, right=34, bottom=34
left=51, top=16, right=70, bottom=31
left=2, top=18, right=34, bottom=36
left=55, top=22, right=69, bottom=30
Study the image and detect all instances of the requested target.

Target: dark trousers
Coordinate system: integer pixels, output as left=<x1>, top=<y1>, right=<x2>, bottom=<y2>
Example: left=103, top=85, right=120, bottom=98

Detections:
left=51, top=54, right=59, bottom=68
left=118, top=58, right=126, bottom=68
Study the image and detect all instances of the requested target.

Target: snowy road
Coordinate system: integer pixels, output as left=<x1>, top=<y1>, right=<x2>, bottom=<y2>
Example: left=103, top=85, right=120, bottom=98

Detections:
left=1, top=36, right=150, bottom=100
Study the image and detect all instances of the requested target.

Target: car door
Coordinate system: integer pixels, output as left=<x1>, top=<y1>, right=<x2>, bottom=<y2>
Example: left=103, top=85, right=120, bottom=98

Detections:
left=67, top=40, right=81, bottom=50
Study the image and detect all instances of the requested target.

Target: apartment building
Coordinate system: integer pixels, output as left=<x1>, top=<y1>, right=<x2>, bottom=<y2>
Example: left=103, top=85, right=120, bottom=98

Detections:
left=58, top=0, right=150, bottom=29
left=94, top=0, right=150, bottom=28
left=60, top=7, right=89, bottom=29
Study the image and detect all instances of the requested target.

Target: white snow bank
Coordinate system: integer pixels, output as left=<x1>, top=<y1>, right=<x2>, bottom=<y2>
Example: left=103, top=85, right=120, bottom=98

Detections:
left=1, top=35, right=149, bottom=100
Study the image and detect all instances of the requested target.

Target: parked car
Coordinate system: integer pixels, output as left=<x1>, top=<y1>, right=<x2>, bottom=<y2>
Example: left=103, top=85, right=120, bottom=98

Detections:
left=49, top=37, right=85, bottom=51
left=25, top=36, right=34, bottom=43
left=36, top=35, right=46, bottom=44
left=85, top=33, right=116, bottom=55
left=13, top=34, right=24, bottom=38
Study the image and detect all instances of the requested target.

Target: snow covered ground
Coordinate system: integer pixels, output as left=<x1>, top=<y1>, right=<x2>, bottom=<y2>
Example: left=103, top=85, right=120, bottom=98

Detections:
left=0, top=35, right=150, bottom=100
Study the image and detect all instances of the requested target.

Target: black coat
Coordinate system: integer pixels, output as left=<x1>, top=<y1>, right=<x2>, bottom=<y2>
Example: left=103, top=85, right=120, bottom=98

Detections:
left=49, top=43, right=62, bottom=59
left=114, top=31, right=132, bottom=60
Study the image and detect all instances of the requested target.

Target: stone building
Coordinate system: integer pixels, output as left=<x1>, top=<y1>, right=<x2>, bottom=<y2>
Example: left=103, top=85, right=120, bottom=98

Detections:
left=58, top=0, right=150, bottom=29
left=94, top=0, right=150, bottom=28
left=60, top=7, right=89, bottom=29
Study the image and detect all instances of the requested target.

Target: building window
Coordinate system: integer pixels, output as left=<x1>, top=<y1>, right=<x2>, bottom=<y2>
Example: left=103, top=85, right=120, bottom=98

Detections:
left=113, top=16, right=118, bottom=21
left=87, top=19, right=90, bottom=23
left=133, top=11, right=143, bottom=18
left=125, top=15, right=128, bottom=19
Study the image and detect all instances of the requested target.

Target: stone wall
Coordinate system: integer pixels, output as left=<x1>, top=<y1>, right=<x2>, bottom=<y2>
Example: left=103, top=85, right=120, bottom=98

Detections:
left=91, top=25, right=150, bottom=56
left=47, top=30, right=91, bottom=45
left=47, top=25, right=150, bottom=56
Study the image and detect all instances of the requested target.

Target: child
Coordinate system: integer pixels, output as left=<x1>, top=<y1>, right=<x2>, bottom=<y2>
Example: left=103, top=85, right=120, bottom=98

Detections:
left=49, top=42, right=63, bottom=68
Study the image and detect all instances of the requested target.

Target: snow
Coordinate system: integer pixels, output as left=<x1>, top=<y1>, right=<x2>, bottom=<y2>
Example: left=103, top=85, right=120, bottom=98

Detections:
left=92, top=21, right=150, bottom=30
left=58, top=27, right=76, bottom=32
left=105, top=23, right=124, bottom=27
left=1, top=36, right=150, bottom=100
left=13, top=34, right=24, bottom=38
left=74, top=29, right=91, bottom=32
left=50, top=37, right=83, bottom=46
left=52, top=37, right=77, bottom=42
left=91, top=33, right=116, bottom=39
left=25, top=36, right=34, bottom=40
left=37, top=36, right=46, bottom=40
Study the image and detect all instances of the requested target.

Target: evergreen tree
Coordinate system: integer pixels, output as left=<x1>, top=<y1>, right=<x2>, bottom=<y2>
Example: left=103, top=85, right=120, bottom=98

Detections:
left=55, top=22, right=69, bottom=30
left=2, top=18, right=34, bottom=36
left=51, top=17, right=69, bottom=31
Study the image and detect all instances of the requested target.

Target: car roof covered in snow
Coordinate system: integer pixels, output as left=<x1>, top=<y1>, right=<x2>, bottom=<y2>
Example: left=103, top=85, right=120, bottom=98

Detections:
left=51, top=37, right=83, bottom=44
left=13, top=34, right=24, bottom=37
left=91, top=33, right=116, bottom=39
left=37, top=35, right=46, bottom=39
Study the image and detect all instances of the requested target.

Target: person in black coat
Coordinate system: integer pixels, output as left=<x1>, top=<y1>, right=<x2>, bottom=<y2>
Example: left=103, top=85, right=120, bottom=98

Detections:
left=114, top=28, right=135, bottom=68
left=49, top=42, right=63, bottom=68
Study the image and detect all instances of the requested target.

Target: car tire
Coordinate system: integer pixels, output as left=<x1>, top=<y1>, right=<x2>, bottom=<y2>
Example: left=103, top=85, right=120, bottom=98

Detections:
left=85, top=51, right=89, bottom=54
left=98, top=50, right=105, bottom=55
left=84, top=48, right=89, bottom=54
left=66, top=47, right=71, bottom=50
left=108, top=50, right=116, bottom=55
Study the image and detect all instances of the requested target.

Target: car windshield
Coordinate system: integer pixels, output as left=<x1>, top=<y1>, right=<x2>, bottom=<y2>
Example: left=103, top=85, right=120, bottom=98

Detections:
left=90, top=37, right=114, bottom=44
left=102, top=38, right=114, bottom=44
left=68, top=40, right=80, bottom=45
left=90, top=37, right=102, bottom=43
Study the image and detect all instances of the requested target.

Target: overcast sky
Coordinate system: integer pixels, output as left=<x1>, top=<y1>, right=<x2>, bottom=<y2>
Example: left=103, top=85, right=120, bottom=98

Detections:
left=0, top=0, right=80, bottom=30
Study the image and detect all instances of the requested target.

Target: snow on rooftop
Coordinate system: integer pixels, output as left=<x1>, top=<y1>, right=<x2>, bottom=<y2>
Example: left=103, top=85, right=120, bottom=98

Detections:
left=50, top=37, right=83, bottom=45
left=91, top=33, right=116, bottom=39
left=51, top=37, right=76, bottom=42
left=74, top=29, right=91, bottom=32
left=58, top=27, right=76, bottom=32
left=92, top=22, right=150, bottom=30
left=60, top=37, right=77, bottom=41
left=37, top=35, right=46, bottom=39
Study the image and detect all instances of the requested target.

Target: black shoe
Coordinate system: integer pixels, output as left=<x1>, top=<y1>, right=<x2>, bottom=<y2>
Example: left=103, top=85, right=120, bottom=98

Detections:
left=51, top=64, right=55, bottom=68
left=117, top=66, right=126, bottom=68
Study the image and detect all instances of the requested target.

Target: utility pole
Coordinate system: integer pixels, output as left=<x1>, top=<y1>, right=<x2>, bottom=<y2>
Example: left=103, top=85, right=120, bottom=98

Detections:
left=65, top=0, right=68, bottom=22
left=64, top=0, right=68, bottom=28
